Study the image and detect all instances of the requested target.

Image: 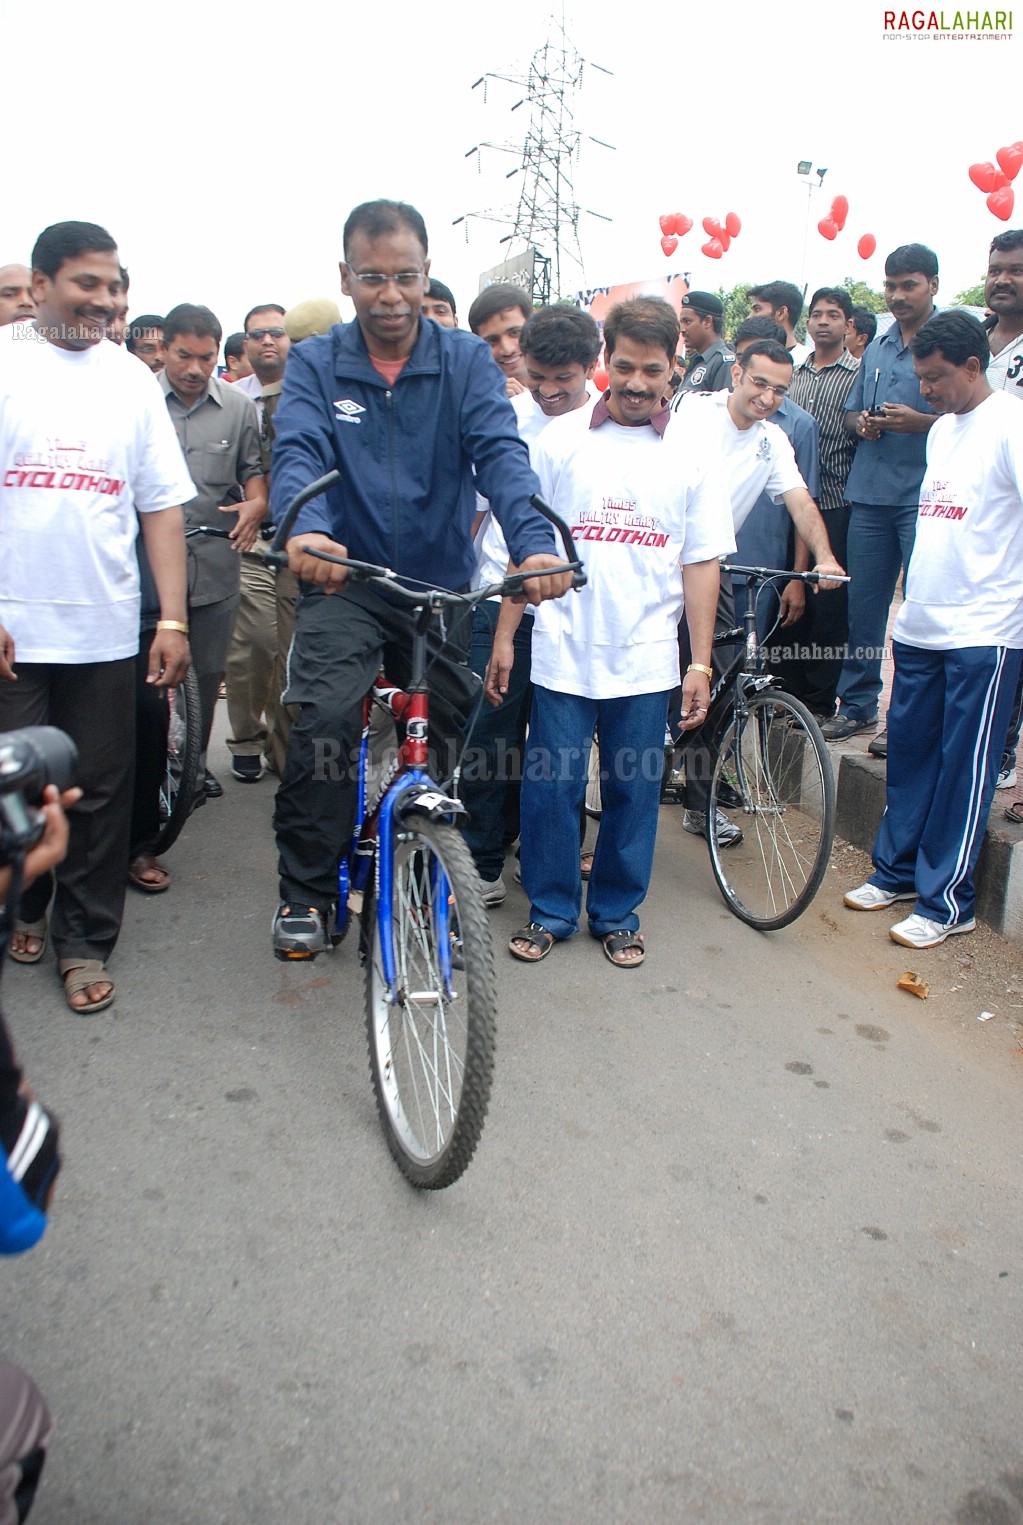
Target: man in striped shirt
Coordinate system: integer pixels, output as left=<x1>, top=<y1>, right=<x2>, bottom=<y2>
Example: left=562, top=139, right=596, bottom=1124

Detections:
left=781, top=287, right=860, bottom=721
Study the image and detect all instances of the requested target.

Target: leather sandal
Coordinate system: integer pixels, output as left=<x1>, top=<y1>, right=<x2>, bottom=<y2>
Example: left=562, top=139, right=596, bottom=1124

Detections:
left=508, top=923, right=555, bottom=962
left=58, top=959, right=114, bottom=1015
left=10, top=917, right=47, bottom=964
left=128, top=854, right=171, bottom=893
left=602, top=929, right=645, bottom=968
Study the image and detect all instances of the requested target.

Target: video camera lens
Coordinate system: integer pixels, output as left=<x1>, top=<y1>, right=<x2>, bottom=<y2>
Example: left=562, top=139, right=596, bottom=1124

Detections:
left=0, top=727, right=78, bottom=864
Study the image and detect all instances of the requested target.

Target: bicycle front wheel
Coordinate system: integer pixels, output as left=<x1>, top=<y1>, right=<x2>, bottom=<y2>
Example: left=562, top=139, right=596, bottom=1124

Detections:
left=365, top=819, right=496, bottom=1189
left=153, top=666, right=202, bottom=855
left=708, top=690, right=835, bottom=931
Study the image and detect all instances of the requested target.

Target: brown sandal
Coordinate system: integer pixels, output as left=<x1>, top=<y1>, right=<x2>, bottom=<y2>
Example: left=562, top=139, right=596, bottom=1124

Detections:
left=10, top=917, right=47, bottom=964
left=128, top=854, right=171, bottom=893
left=58, top=959, right=114, bottom=1015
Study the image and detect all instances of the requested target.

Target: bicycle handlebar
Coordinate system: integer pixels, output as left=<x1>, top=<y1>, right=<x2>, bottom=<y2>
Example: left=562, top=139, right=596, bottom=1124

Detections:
left=184, top=526, right=234, bottom=539
left=263, top=472, right=585, bottom=603
left=723, top=561, right=851, bottom=586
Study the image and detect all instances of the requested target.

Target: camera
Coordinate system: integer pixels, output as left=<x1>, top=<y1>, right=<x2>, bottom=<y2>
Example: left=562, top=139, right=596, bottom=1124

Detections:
left=0, top=727, right=77, bottom=868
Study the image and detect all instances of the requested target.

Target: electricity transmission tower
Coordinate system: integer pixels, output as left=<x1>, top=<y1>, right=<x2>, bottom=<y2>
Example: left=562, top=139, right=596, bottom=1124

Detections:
left=453, top=7, right=614, bottom=301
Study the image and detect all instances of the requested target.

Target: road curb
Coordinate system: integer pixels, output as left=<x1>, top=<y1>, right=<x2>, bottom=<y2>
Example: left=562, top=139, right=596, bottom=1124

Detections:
left=835, top=751, right=1023, bottom=947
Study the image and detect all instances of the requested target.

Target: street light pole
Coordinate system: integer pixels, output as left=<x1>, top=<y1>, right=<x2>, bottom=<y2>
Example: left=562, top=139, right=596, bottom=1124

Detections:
left=797, top=160, right=828, bottom=292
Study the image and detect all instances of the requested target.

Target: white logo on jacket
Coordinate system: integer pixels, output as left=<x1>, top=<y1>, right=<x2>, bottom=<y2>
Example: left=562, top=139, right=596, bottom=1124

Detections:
left=334, top=399, right=365, bottom=424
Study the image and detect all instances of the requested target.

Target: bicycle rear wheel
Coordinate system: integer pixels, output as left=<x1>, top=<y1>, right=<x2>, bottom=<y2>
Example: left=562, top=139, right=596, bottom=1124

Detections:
left=153, top=667, right=201, bottom=855
left=707, top=690, right=835, bottom=930
left=365, top=818, right=496, bottom=1189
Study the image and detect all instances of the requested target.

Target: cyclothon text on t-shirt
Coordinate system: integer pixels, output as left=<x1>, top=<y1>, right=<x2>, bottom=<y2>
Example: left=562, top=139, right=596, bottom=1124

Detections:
left=0, top=325, right=194, bottom=664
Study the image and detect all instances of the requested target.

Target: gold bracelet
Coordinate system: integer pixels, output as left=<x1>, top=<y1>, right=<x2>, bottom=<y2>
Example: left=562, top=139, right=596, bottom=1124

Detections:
left=156, top=619, right=189, bottom=635
left=687, top=663, right=713, bottom=680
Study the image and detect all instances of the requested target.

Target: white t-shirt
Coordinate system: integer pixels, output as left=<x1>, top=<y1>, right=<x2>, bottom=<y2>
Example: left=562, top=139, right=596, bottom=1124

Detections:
left=894, top=390, right=1023, bottom=650
left=986, top=332, right=1023, bottom=401
left=473, top=389, right=590, bottom=591
left=0, top=325, right=195, bottom=663
left=529, top=400, right=735, bottom=698
left=673, top=389, right=805, bottom=531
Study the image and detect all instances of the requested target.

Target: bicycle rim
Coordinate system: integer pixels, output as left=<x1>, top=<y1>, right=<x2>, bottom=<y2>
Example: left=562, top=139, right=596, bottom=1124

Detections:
left=365, top=819, right=496, bottom=1188
left=708, top=690, right=835, bottom=930
left=153, top=666, right=202, bottom=855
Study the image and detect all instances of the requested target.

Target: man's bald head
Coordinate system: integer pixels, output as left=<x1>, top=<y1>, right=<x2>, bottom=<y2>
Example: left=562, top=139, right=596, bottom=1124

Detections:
left=0, top=264, right=35, bottom=325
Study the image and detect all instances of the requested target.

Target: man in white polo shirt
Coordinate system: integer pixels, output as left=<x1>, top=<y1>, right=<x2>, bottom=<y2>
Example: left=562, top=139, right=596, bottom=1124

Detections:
left=499, top=297, right=734, bottom=968
left=844, top=311, right=1023, bottom=948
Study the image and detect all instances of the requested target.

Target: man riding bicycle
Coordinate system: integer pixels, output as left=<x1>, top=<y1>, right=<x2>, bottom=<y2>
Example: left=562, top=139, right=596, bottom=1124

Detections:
left=269, top=199, right=573, bottom=959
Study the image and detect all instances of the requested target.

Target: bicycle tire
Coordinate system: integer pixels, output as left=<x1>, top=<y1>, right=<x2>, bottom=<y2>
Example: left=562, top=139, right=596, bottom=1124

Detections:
left=153, top=666, right=202, bottom=855
left=707, top=689, right=835, bottom=931
left=365, top=818, right=496, bottom=1189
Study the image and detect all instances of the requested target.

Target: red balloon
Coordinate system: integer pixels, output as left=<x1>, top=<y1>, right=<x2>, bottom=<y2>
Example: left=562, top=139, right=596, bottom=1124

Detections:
left=969, top=161, right=999, bottom=192
left=674, top=214, right=694, bottom=237
left=659, top=214, right=676, bottom=236
left=701, top=239, right=723, bottom=260
left=593, top=367, right=609, bottom=393
left=718, top=231, right=731, bottom=252
left=817, top=217, right=839, bottom=241
left=997, top=145, right=1023, bottom=181
left=993, top=169, right=1011, bottom=190
left=701, top=215, right=724, bottom=238
left=725, top=211, right=741, bottom=238
left=857, top=233, right=876, bottom=260
left=830, top=195, right=849, bottom=228
left=988, top=186, right=1016, bottom=221
left=660, top=234, right=679, bottom=256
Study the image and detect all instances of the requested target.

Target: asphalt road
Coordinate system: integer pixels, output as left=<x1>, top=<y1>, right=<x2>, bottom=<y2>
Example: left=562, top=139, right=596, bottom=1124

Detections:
left=4, top=730, right=1022, bottom=1525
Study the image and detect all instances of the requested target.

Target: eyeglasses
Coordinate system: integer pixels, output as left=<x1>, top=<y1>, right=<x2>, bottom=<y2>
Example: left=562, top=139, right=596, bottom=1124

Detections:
left=347, top=270, right=425, bottom=290
left=246, top=327, right=287, bottom=341
left=744, top=374, right=789, bottom=399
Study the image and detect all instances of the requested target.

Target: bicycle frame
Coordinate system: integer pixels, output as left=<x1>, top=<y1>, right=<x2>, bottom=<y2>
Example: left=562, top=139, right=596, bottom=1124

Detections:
left=265, top=470, right=584, bottom=999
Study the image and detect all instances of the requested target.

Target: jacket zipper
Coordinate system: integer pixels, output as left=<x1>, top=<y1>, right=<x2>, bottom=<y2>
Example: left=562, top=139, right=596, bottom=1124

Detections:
left=385, top=389, right=399, bottom=569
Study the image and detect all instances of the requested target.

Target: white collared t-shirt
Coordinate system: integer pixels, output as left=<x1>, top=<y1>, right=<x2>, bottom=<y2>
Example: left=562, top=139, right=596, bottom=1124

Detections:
left=673, top=389, right=805, bottom=530
left=894, top=390, right=1023, bottom=650
left=0, top=326, right=194, bottom=663
left=529, top=400, right=735, bottom=698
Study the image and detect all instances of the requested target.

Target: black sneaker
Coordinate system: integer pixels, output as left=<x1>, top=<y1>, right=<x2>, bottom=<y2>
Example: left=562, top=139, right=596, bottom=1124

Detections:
left=231, top=755, right=264, bottom=783
left=203, top=769, right=224, bottom=798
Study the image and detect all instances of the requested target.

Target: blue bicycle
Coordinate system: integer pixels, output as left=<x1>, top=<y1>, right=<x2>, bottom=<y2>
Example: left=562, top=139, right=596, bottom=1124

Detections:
left=266, top=475, right=583, bottom=1188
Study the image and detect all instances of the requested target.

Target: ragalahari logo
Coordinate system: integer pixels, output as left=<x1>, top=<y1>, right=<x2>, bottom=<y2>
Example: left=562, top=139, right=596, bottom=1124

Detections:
left=883, top=8, right=1012, bottom=38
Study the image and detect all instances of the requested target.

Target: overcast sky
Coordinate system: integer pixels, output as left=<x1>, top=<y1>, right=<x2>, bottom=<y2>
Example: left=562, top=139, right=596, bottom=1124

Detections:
left=2, top=0, right=1017, bottom=332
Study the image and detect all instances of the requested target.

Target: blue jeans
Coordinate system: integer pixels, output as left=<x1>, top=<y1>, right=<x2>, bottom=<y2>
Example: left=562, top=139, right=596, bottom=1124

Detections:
left=836, top=502, right=918, bottom=722
left=460, top=602, right=533, bottom=881
left=520, top=685, right=671, bottom=940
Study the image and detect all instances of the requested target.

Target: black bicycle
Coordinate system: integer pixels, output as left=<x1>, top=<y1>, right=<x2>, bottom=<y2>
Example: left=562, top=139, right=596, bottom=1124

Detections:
left=675, top=563, right=848, bottom=931
left=152, top=525, right=232, bottom=855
